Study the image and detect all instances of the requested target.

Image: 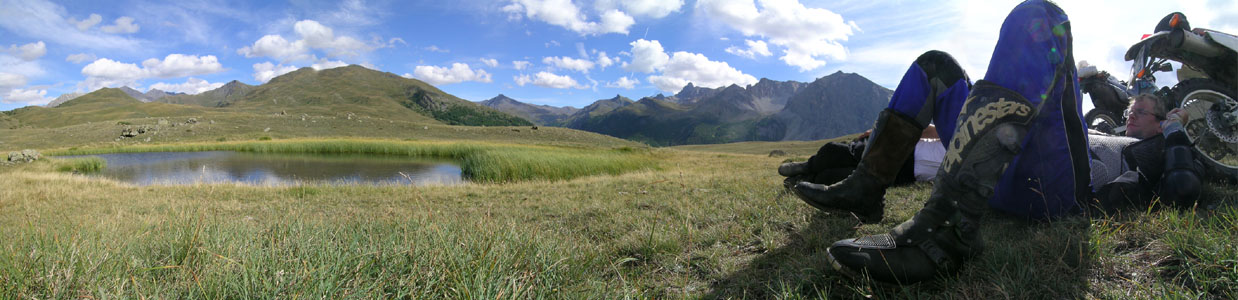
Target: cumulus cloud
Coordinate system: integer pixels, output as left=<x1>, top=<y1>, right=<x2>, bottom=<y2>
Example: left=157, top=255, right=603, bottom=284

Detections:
left=513, top=71, right=587, bottom=89
left=0, top=72, right=27, bottom=88
left=66, top=53, right=96, bottom=64
left=595, top=0, right=685, bottom=19
left=7, top=41, right=47, bottom=61
left=100, top=16, right=139, bottom=34
left=606, top=76, right=639, bottom=89
left=424, top=45, right=450, bottom=53
left=68, top=13, right=102, bottom=31
left=480, top=58, right=499, bottom=67
left=149, top=77, right=224, bottom=95
left=412, top=63, right=493, bottom=86
left=623, top=39, right=669, bottom=73
left=2, top=88, right=53, bottom=105
left=141, top=54, right=225, bottom=78
left=542, top=56, right=595, bottom=73
left=502, top=0, right=635, bottom=35
left=238, top=20, right=375, bottom=62
left=645, top=51, right=758, bottom=92
left=696, top=0, right=855, bottom=71
left=725, top=39, right=772, bottom=59
left=79, top=54, right=224, bottom=90
left=512, top=60, right=531, bottom=70
left=252, top=62, right=299, bottom=83
left=596, top=51, right=616, bottom=69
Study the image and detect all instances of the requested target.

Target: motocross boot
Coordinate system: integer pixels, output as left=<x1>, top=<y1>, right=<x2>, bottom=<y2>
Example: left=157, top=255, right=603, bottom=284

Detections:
left=778, top=161, right=809, bottom=177
left=827, top=81, right=1035, bottom=284
left=792, top=109, right=921, bottom=223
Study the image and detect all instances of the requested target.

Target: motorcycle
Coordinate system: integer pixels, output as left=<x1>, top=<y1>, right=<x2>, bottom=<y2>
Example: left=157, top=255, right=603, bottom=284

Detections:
left=1121, top=12, right=1238, bottom=182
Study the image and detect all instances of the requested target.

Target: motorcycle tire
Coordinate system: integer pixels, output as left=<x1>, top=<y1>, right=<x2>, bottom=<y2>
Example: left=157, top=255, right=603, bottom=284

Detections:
left=1171, top=78, right=1238, bottom=183
left=1085, top=109, right=1123, bottom=135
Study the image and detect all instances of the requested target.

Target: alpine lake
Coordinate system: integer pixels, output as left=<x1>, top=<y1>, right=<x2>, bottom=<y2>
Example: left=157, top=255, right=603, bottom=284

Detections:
left=58, top=151, right=464, bottom=186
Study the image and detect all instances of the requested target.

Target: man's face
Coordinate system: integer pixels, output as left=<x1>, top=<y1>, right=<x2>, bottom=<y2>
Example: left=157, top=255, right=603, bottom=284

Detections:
left=1125, top=100, right=1163, bottom=139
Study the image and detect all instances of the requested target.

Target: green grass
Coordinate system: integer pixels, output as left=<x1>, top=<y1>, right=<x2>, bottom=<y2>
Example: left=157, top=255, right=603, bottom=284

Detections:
left=45, top=138, right=657, bottom=183
left=51, top=156, right=105, bottom=173
left=2, top=134, right=1237, bottom=298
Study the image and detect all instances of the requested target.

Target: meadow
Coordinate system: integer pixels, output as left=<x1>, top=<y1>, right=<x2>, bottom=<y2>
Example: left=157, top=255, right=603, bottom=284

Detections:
left=1, top=117, right=1236, bottom=298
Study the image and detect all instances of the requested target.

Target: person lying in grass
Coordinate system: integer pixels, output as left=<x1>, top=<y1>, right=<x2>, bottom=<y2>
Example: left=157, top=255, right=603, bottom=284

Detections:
left=773, top=0, right=1208, bottom=285
left=776, top=0, right=1091, bottom=285
left=781, top=93, right=1201, bottom=216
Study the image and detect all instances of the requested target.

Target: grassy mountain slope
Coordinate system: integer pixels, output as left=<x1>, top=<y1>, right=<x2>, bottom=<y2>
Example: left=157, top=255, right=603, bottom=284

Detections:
left=229, top=66, right=529, bottom=126
left=6, top=88, right=206, bottom=128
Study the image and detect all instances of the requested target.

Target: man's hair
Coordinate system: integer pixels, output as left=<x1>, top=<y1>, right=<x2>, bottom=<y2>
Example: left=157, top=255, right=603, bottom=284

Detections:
left=1129, top=93, right=1167, bottom=119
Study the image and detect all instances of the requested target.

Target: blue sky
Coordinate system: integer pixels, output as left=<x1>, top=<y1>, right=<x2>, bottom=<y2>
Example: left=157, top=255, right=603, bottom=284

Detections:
left=1, top=0, right=1236, bottom=112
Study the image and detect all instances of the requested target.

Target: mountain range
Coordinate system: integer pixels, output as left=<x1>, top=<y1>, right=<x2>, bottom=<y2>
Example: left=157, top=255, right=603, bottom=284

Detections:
left=478, top=71, right=892, bottom=146
left=6, top=65, right=530, bottom=128
left=10, top=65, right=892, bottom=146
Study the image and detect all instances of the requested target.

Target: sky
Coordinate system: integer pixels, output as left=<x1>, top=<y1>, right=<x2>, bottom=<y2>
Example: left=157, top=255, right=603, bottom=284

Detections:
left=1, top=0, right=1237, bottom=112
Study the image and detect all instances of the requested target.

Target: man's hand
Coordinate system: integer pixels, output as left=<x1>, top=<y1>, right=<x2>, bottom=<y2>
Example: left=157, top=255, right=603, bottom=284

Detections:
left=1166, top=108, right=1190, bottom=125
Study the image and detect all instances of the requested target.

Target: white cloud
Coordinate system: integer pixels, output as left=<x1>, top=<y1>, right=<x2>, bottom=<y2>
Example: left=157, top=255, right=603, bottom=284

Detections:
left=424, top=45, right=450, bottom=53
left=513, top=71, right=587, bottom=89
left=2, top=88, right=53, bottom=105
left=252, top=62, right=299, bottom=83
left=80, top=58, right=145, bottom=90
left=725, top=39, right=772, bottom=59
left=293, top=19, right=367, bottom=57
left=7, top=41, right=47, bottom=61
left=141, top=54, right=224, bottom=78
left=480, top=58, right=499, bottom=67
left=66, top=53, right=96, bottom=64
left=149, top=77, right=224, bottom=95
left=100, top=16, right=140, bottom=34
left=623, top=39, right=669, bottom=73
left=647, top=51, right=758, bottom=92
left=512, top=60, right=531, bottom=70
left=596, top=51, right=616, bottom=69
left=238, top=20, right=375, bottom=62
left=503, top=0, right=635, bottom=35
left=311, top=59, right=348, bottom=70
left=595, top=0, right=685, bottom=19
left=412, top=63, right=492, bottom=86
left=68, top=13, right=102, bottom=31
left=606, top=76, right=639, bottom=89
left=542, top=56, right=595, bottom=73
left=696, top=0, right=854, bottom=71
left=0, top=1, right=142, bottom=52
left=0, top=72, right=27, bottom=88
left=238, top=35, right=311, bottom=61
left=77, top=54, right=224, bottom=91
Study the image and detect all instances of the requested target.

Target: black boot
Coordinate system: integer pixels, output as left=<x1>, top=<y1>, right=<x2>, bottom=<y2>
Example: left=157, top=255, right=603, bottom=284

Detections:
left=827, top=81, right=1035, bottom=284
left=778, top=161, right=809, bottom=177
left=792, top=109, right=922, bottom=223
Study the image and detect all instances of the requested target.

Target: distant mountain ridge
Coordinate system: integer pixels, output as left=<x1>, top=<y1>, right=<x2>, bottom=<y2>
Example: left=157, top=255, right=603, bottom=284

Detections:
left=18, top=65, right=531, bottom=128
left=478, top=94, right=578, bottom=126
left=481, top=72, right=889, bottom=146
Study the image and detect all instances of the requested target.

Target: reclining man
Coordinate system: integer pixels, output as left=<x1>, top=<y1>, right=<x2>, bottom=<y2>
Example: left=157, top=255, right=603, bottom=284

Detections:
left=782, top=0, right=1092, bottom=284
left=780, top=0, right=1205, bottom=284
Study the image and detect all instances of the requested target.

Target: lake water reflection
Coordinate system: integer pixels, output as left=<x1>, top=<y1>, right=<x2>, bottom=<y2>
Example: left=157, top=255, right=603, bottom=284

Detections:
left=61, top=151, right=464, bottom=186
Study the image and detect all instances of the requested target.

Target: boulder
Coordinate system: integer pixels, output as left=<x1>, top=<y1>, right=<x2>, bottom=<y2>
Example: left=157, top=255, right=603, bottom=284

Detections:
left=768, top=150, right=788, bottom=157
left=187, top=118, right=198, bottom=124
left=121, top=127, right=138, bottom=137
left=7, top=149, right=40, bottom=162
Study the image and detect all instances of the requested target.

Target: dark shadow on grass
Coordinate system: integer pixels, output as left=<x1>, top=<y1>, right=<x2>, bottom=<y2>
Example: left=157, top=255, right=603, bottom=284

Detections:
left=703, top=189, right=1100, bottom=299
